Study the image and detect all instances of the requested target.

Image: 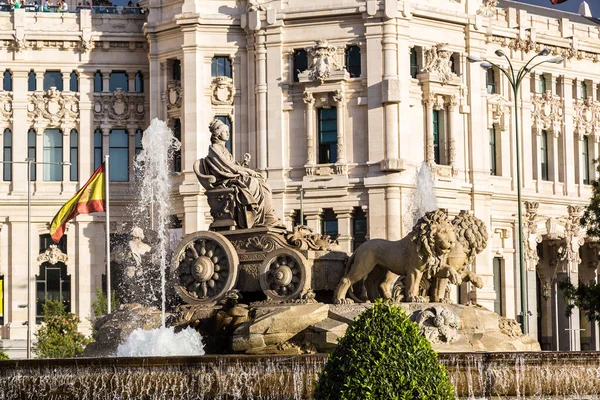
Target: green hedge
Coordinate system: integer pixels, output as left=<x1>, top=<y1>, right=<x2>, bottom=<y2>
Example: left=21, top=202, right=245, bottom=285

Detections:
left=314, top=300, right=454, bottom=400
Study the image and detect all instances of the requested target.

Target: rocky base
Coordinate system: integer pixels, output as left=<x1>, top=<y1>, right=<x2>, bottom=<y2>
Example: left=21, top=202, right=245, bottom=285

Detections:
left=229, top=302, right=540, bottom=354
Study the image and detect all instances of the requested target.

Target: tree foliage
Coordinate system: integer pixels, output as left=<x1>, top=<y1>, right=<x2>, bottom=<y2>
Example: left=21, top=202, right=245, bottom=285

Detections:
left=314, top=300, right=454, bottom=400
left=0, top=350, right=8, bottom=360
left=582, top=164, right=600, bottom=237
left=34, top=299, right=91, bottom=359
left=90, top=288, right=119, bottom=325
left=558, top=279, right=600, bottom=322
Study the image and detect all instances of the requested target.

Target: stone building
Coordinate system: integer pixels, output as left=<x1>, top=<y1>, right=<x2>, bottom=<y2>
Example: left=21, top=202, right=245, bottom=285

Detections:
left=1, top=0, right=600, bottom=356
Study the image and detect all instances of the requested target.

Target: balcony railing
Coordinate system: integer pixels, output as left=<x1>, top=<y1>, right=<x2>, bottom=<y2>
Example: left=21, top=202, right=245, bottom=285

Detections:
left=0, top=4, right=145, bottom=14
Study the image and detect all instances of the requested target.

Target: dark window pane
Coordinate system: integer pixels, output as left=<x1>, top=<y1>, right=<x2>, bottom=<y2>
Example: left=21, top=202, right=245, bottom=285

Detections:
left=172, top=119, right=181, bottom=173
left=43, top=129, right=63, bottom=181
left=318, top=108, right=337, bottom=164
left=215, top=116, right=232, bottom=154
left=345, top=46, right=361, bottom=78
left=135, top=71, right=144, bottom=93
left=410, top=48, right=418, bottom=78
left=172, top=60, right=181, bottom=81
left=2, top=71, right=11, bottom=91
left=493, top=258, right=502, bottom=315
left=3, top=128, right=11, bottom=181
left=28, top=129, right=36, bottom=181
left=43, top=71, right=63, bottom=91
left=583, top=136, right=590, bottom=185
left=94, top=71, right=102, bottom=92
left=109, top=129, right=129, bottom=182
left=28, top=71, right=36, bottom=91
left=94, top=129, right=103, bottom=170
left=433, top=110, right=440, bottom=164
left=352, top=207, right=367, bottom=251
left=70, top=129, right=78, bottom=181
left=293, top=50, right=308, bottom=82
left=109, top=71, right=128, bottom=92
left=69, top=71, right=78, bottom=92
left=486, top=69, right=496, bottom=94
left=211, top=56, right=232, bottom=78
left=538, top=75, right=546, bottom=93
left=541, top=131, right=549, bottom=181
left=490, top=128, right=497, bottom=176
left=321, top=208, right=338, bottom=238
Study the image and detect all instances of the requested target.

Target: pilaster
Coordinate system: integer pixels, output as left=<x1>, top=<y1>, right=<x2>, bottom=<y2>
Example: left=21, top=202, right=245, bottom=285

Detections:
left=333, top=207, right=353, bottom=253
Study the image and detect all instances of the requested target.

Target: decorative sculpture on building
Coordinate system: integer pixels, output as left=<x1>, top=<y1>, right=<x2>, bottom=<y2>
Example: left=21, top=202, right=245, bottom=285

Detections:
left=422, top=43, right=456, bottom=84
left=573, top=97, right=600, bottom=138
left=37, top=244, right=68, bottom=265
left=28, top=87, right=79, bottom=131
left=167, top=80, right=182, bottom=111
left=305, top=40, right=343, bottom=84
left=333, top=209, right=459, bottom=304
left=93, top=88, right=145, bottom=124
left=194, top=118, right=283, bottom=229
left=523, top=201, right=543, bottom=272
left=0, top=92, right=12, bottom=130
left=414, top=306, right=460, bottom=343
left=210, top=76, right=235, bottom=106
left=531, top=91, right=564, bottom=135
left=477, top=0, right=498, bottom=17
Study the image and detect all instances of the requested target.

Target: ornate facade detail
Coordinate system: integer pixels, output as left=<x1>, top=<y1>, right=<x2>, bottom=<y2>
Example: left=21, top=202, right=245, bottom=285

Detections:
left=28, top=88, right=80, bottom=131
left=498, top=317, right=523, bottom=338
left=573, top=97, right=600, bottom=139
left=413, top=306, right=460, bottom=344
left=247, top=0, right=267, bottom=12
left=80, top=36, right=94, bottom=54
left=487, top=94, right=512, bottom=131
left=531, top=91, right=564, bottom=136
left=210, top=76, right=235, bottom=106
left=37, top=245, right=68, bottom=265
left=284, top=225, right=340, bottom=251
left=0, top=92, right=12, bottom=129
left=166, top=80, right=182, bottom=110
left=12, top=33, right=27, bottom=52
left=421, top=43, right=456, bottom=85
left=304, top=40, right=343, bottom=84
left=93, top=89, right=145, bottom=124
left=302, top=91, right=315, bottom=105
left=230, top=235, right=281, bottom=252
left=424, top=93, right=446, bottom=111
left=486, top=34, right=596, bottom=61
left=524, top=201, right=543, bottom=271
left=477, top=0, right=498, bottom=17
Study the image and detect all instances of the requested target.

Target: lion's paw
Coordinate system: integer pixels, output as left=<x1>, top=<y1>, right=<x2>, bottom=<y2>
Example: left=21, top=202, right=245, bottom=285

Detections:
left=407, top=296, right=430, bottom=303
left=333, top=298, right=355, bottom=305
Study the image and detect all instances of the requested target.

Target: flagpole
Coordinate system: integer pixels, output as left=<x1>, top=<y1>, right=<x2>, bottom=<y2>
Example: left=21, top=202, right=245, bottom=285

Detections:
left=104, top=155, right=111, bottom=315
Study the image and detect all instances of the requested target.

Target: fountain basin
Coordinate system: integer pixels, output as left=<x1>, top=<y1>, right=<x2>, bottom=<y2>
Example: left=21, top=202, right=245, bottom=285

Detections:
left=1, top=352, right=600, bottom=399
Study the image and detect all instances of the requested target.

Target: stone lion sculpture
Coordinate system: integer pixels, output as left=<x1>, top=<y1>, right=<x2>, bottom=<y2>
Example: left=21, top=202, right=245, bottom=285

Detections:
left=333, top=209, right=459, bottom=304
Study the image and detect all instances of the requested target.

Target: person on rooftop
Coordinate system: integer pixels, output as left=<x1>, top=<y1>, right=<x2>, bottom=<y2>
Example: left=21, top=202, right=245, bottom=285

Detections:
left=58, top=0, right=67, bottom=12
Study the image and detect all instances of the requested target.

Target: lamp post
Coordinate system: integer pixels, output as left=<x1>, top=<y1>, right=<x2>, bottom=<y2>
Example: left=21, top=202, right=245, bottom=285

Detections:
left=0, top=158, right=70, bottom=359
left=467, top=49, right=563, bottom=335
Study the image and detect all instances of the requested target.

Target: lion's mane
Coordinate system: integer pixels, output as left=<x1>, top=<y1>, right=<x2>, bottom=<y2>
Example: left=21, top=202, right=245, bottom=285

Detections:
left=451, top=210, right=488, bottom=264
left=411, top=209, right=455, bottom=279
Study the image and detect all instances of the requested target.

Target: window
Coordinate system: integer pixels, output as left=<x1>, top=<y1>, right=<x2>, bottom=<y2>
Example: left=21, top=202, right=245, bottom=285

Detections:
left=486, top=69, right=496, bottom=94
left=583, top=136, right=590, bottom=185
left=43, top=129, right=63, bottom=181
left=109, top=129, right=129, bottom=182
left=36, top=236, right=70, bottom=324
left=3, top=128, right=11, bottom=182
left=109, top=71, right=128, bottom=92
left=450, top=54, right=456, bottom=74
left=292, top=209, right=307, bottom=227
left=211, top=56, right=232, bottom=78
left=581, top=81, right=588, bottom=99
left=540, top=131, right=549, bottom=181
left=70, top=129, right=78, bottom=181
left=352, top=207, right=367, bottom=251
left=94, top=129, right=103, bottom=170
left=293, top=49, right=308, bottom=82
left=172, top=60, right=181, bottom=81
left=135, top=128, right=143, bottom=156
left=433, top=110, right=441, bottom=164
left=410, top=48, right=419, bottom=79
left=172, top=119, right=181, bottom=173
left=2, top=70, right=11, bottom=91
left=134, top=128, right=143, bottom=180
left=94, top=71, right=102, bottom=92
left=28, top=129, right=36, bottom=181
left=321, top=208, right=338, bottom=238
left=43, top=71, right=63, bottom=91
left=215, top=116, right=232, bottom=154
left=345, top=45, right=361, bottom=78
left=28, top=70, right=36, bottom=91
left=318, top=108, right=337, bottom=164
left=538, top=75, right=547, bottom=93
left=69, top=71, right=78, bottom=92
left=135, top=71, right=144, bottom=93
left=0, top=275, right=3, bottom=326
left=493, top=257, right=503, bottom=316
left=490, top=127, right=497, bottom=176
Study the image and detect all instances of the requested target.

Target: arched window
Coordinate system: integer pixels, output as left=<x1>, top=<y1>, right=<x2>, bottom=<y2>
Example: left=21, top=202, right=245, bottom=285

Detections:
left=215, top=115, right=232, bottom=154
left=94, top=129, right=103, bottom=169
left=3, top=128, right=11, bottom=182
left=43, top=129, right=63, bottom=181
left=135, top=71, right=144, bottom=93
left=486, top=69, right=496, bottom=94
left=109, top=71, right=128, bottom=92
left=109, top=129, right=129, bottom=182
left=28, top=128, right=36, bottom=181
left=70, top=129, right=78, bottom=181
left=43, top=71, right=63, bottom=91
left=28, top=70, right=36, bottom=91
left=2, top=70, right=11, bottom=91
left=36, top=235, right=70, bottom=324
left=94, top=71, right=102, bottom=93
left=211, top=56, right=232, bottom=78
left=69, top=71, right=79, bottom=92
left=345, top=45, right=361, bottom=78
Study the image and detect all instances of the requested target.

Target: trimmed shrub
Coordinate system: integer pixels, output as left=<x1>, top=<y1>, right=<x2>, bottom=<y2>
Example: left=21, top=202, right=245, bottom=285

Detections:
left=314, top=300, right=454, bottom=400
left=0, top=349, right=8, bottom=360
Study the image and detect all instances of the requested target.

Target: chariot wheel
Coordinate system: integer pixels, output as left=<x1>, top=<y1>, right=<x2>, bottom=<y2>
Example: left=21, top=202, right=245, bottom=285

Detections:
left=259, top=248, right=307, bottom=302
left=172, top=231, right=239, bottom=305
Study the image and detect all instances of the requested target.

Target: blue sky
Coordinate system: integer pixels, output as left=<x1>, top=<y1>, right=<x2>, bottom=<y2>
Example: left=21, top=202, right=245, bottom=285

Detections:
left=518, top=0, right=600, bottom=16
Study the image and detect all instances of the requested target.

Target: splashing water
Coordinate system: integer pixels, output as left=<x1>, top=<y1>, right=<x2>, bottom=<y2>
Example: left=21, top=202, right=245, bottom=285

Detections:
left=404, top=161, right=437, bottom=233
left=117, top=327, right=205, bottom=357
left=133, top=118, right=181, bottom=327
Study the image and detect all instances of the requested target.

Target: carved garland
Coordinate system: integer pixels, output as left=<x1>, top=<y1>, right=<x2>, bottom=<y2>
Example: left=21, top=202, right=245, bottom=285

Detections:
left=37, top=245, right=68, bottom=265
left=28, top=88, right=80, bottom=131
left=531, top=91, right=563, bottom=136
left=573, top=98, right=600, bottom=139
left=486, top=35, right=591, bottom=61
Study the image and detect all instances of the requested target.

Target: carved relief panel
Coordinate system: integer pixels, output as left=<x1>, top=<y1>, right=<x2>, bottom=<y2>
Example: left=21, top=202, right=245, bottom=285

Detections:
left=573, top=97, right=600, bottom=140
left=166, top=80, right=182, bottom=111
left=28, top=88, right=79, bottom=132
left=0, top=92, right=12, bottom=130
left=531, top=91, right=563, bottom=136
left=93, top=89, right=145, bottom=125
left=487, top=94, right=511, bottom=131
left=298, top=40, right=348, bottom=84
left=210, top=76, right=235, bottom=106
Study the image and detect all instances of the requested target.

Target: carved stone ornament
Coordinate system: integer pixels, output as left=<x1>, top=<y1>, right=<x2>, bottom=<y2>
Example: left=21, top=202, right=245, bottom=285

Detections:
left=93, top=89, right=145, bottom=124
left=167, top=80, right=182, bottom=110
left=573, top=97, right=600, bottom=139
left=0, top=92, right=12, bottom=129
left=421, top=43, right=456, bottom=85
left=37, top=244, right=68, bottom=265
left=477, top=0, right=498, bottom=17
left=498, top=317, right=523, bottom=338
left=486, top=34, right=587, bottom=61
left=413, top=306, right=460, bottom=344
left=531, top=91, right=563, bottom=136
left=523, top=201, right=543, bottom=272
left=283, top=225, right=341, bottom=251
left=80, top=36, right=94, bottom=54
left=247, top=0, right=267, bottom=12
left=28, top=88, right=80, bottom=130
left=210, top=76, right=235, bottom=106
left=12, top=32, right=27, bottom=52
left=305, top=40, right=343, bottom=84
left=230, top=235, right=281, bottom=253
left=487, top=94, right=512, bottom=131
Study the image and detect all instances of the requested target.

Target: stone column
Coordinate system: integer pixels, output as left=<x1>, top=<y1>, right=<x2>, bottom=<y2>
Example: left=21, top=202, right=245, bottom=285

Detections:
left=385, top=186, right=401, bottom=241
left=304, top=209, right=322, bottom=234
left=551, top=132, right=559, bottom=186
left=303, top=91, right=316, bottom=168
left=424, top=96, right=434, bottom=164
left=101, top=69, right=111, bottom=93
left=35, top=71, right=44, bottom=92
left=34, top=127, right=43, bottom=183
left=447, top=96, right=459, bottom=167
left=78, top=71, right=94, bottom=180
left=62, top=71, right=71, bottom=92
left=333, top=89, right=346, bottom=166
left=334, top=207, right=353, bottom=253
left=101, top=126, right=110, bottom=171
left=127, top=126, right=137, bottom=181
left=382, top=18, right=399, bottom=165
left=11, top=70, right=28, bottom=193
left=62, top=129, right=70, bottom=180
left=561, top=77, right=575, bottom=194
left=254, top=31, right=267, bottom=172
left=128, top=71, right=136, bottom=93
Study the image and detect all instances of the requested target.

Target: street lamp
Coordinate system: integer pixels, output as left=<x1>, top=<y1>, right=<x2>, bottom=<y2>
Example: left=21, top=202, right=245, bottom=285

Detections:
left=468, top=49, right=563, bottom=335
left=0, top=158, right=70, bottom=359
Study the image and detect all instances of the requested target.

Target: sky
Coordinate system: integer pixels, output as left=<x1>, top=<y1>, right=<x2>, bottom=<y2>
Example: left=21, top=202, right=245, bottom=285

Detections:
left=517, top=0, right=600, bottom=17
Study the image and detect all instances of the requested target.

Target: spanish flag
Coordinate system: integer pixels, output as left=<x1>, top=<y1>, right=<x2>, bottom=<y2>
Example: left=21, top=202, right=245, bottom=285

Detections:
left=550, top=0, right=568, bottom=4
left=50, top=163, right=106, bottom=242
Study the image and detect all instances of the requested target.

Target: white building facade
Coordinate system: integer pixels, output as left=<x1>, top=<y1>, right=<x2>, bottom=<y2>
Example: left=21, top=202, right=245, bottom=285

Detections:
left=1, top=0, right=600, bottom=356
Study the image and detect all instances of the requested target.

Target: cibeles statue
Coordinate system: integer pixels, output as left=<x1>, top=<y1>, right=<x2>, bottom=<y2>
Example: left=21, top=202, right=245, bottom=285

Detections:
left=194, top=119, right=283, bottom=230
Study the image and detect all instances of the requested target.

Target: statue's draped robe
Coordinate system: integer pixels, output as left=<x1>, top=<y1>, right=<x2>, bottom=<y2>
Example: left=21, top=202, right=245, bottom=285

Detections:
left=201, top=143, right=278, bottom=228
